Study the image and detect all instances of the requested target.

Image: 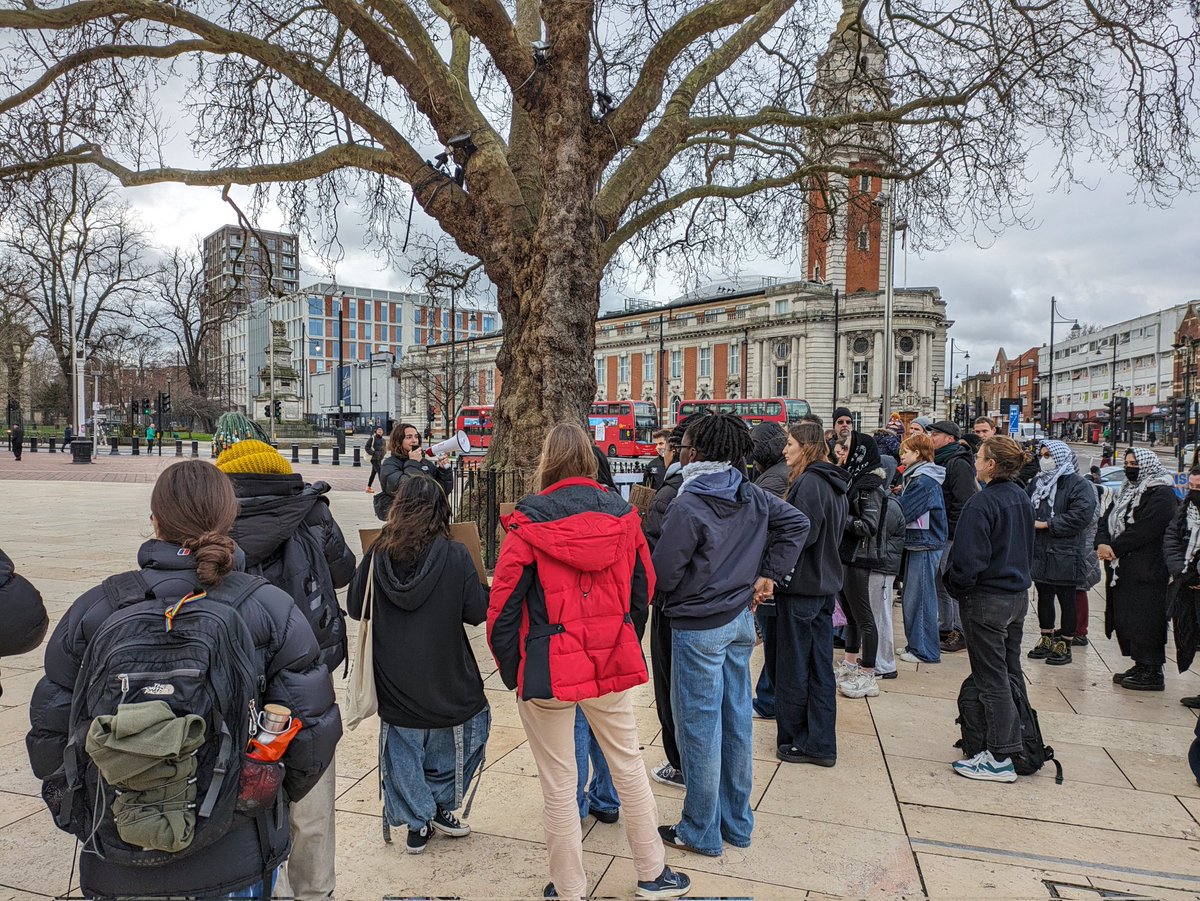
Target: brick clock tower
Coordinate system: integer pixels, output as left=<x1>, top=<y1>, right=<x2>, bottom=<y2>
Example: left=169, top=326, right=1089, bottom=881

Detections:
left=804, top=0, right=893, bottom=297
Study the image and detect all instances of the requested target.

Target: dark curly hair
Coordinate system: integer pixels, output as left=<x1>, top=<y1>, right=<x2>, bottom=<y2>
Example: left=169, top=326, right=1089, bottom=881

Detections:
left=373, top=475, right=451, bottom=565
left=685, top=413, right=752, bottom=465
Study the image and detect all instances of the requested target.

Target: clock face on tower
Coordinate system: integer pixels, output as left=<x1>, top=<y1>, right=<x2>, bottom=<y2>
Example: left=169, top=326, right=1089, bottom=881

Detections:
left=899, top=336, right=915, bottom=353
left=853, top=336, right=870, bottom=355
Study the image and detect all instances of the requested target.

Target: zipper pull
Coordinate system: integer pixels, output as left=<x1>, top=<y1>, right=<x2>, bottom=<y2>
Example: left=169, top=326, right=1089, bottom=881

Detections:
left=118, top=674, right=130, bottom=696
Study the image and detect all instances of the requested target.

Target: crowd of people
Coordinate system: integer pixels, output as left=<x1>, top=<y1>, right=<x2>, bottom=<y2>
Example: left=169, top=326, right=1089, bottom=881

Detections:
left=4, top=409, right=1200, bottom=899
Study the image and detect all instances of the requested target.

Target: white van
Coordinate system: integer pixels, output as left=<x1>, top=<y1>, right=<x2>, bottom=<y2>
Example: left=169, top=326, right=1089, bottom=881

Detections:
left=1017, top=423, right=1047, bottom=442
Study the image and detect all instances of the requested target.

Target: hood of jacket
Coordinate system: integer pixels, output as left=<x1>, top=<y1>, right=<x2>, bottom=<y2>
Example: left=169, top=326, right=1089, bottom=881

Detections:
left=226, top=473, right=330, bottom=567
left=506, top=478, right=635, bottom=572
left=681, top=464, right=743, bottom=502
left=372, top=536, right=450, bottom=612
left=804, top=461, right=852, bottom=496
left=905, top=461, right=947, bottom=486
left=750, top=422, right=787, bottom=469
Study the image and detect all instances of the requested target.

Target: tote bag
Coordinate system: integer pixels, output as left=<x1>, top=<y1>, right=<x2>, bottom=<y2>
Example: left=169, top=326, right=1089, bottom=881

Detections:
left=344, top=555, right=378, bottom=730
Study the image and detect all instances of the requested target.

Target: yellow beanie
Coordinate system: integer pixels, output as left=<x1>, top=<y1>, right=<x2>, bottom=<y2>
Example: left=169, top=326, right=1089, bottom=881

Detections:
left=215, top=439, right=293, bottom=475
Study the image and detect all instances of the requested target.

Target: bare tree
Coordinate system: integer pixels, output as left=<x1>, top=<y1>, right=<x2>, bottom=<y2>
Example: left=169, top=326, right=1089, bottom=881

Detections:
left=397, top=347, right=478, bottom=437
left=0, top=0, right=1195, bottom=467
left=0, top=167, right=151, bottom=383
left=133, top=244, right=239, bottom=398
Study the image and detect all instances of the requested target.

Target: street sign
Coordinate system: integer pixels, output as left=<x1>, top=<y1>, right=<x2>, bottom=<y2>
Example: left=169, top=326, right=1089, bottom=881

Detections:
left=1008, top=404, right=1020, bottom=436
left=92, top=401, right=100, bottom=411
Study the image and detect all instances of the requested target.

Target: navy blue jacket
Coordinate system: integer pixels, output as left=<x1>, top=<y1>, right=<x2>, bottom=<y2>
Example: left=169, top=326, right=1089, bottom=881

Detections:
left=652, top=468, right=810, bottom=630
left=778, top=462, right=850, bottom=597
left=945, top=479, right=1035, bottom=598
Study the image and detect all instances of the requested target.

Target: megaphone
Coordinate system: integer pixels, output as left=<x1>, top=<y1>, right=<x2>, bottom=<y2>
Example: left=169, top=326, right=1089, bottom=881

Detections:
left=426, top=430, right=471, bottom=456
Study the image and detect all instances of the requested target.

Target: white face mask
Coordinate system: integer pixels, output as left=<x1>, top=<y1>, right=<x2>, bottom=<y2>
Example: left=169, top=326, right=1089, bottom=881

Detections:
left=1039, top=456, right=1057, bottom=473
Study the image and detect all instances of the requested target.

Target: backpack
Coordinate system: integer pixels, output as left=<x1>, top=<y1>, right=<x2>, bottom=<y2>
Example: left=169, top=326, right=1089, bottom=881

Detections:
left=57, top=571, right=270, bottom=864
left=955, top=673, right=1063, bottom=784
left=247, top=517, right=346, bottom=671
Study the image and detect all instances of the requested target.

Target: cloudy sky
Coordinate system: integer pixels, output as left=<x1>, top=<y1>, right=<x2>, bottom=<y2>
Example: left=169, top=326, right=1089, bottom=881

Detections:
left=122, top=147, right=1200, bottom=386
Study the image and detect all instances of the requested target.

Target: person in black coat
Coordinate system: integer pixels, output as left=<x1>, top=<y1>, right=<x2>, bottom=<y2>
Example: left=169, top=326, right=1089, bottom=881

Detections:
left=643, top=430, right=671, bottom=490
left=929, top=421, right=979, bottom=652
left=775, top=422, right=849, bottom=766
left=26, top=460, right=340, bottom=900
left=1097, top=448, right=1180, bottom=691
left=1166, top=468, right=1200, bottom=707
left=365, top=425, right=387, bottom=493
left=1026, top=440, right=1096, bottom=666
left=750, top=422, right=789, bottom=499
left=0, top=545, right=46, bottom=697
left=9, top=423, right=23, bottom=461
left=348, top=476, right=489, bottom=853
left=374, top=422, right=455, bottom=520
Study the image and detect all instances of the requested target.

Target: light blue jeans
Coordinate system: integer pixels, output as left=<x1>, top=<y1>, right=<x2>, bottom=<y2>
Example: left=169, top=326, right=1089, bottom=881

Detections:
left=902, top=548, right=943, bottom=662
left=575, top=706, right=619, bottom=818
left=380, top=705, right=491, bottom=830
left=670, top=607, right=756, bottom=855
left=222, top=869, right=276, bottom=899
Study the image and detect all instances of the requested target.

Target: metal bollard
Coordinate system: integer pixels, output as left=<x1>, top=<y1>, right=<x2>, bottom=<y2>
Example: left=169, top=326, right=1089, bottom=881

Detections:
left=109, top=437, right=119, bottom=456
left=175, top=439, right=183, bottom=457
left=29, top=437, right=37, bottom=453
left=291, top=443, right=299, bottom=463
left=271, top=442, right=279, bottom=451
left=311, top=445, right=319, bottom=465
left=49, top=437, right=56, bottom=452
left=332, top=446, right=340, bottom=466
left=353, top=447, right=361, bottom=467
left=132, top=436, right=140, bottom=455
left=191, top=441, right=198, bottom=457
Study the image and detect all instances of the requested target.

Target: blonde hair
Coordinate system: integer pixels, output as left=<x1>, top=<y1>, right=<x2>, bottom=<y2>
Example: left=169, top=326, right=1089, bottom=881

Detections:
left=535, top=422, right=598, bottom=491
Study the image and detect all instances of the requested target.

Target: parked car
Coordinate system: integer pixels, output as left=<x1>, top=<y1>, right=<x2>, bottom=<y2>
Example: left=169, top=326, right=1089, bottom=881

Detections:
left=1098, top=465, right=1127, bottom=493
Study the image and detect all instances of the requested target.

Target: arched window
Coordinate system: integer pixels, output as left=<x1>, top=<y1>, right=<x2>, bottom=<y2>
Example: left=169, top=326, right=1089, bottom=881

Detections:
left=671, top=395, right=682, bottom=424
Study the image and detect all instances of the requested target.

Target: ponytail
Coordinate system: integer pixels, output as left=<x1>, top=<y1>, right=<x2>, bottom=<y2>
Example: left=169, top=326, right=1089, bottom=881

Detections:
left=150, top=461, right=240, bottom=586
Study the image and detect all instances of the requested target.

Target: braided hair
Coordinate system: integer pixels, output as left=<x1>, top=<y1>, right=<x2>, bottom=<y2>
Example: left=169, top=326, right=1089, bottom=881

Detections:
left=685, top=413, right=753, bottom=465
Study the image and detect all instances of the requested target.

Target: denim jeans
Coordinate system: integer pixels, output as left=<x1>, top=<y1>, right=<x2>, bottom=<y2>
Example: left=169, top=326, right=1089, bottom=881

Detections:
left=574, top=706, right=619, bottom=818
left=960, top=590, right=1026, bottom=757
left=902, top=548, right=943, bottom=662
left=774, top=594, right=837, bottom=761
left=381, top=705, right=491, bottom=830
left=221, top=870, right=276, bottom=900
left=753, top=606, right=776, bottom=717
left=936, top=539, right=963, bottom=633
left=670, top=608, right=756, bottom=855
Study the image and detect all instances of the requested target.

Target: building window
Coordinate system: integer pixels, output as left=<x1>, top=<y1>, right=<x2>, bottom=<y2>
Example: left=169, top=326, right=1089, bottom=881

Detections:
left=729, top=342, right=741, bottom=375
left=485, top=370, right=495, bottom=402
left=853, top=361, right=869, bottom=395
left=775, top=299, right=789, bottom=316
left=595, top=356, right=605, bottom=388
left=812, top=264, right=821, bottom=282
left=483, top=314, right=497, bottom=333
left=859, top=175, right=870, bottom=193
left=618, top=354, right=630, bottom=383
left=699, top=346, right=712, bottom=378
left=857, top=227, right=869, bottom=251
left=852, top=336, right=870, bottom=355
left=897, top=360, right=913, bottom=391
left=775, top=364, right=790, bottom=396
left=643, top=352, right=654, bottom=384
left=670, top=350, right=682, bottom=380
left=309, top=318, right=324, bottom=337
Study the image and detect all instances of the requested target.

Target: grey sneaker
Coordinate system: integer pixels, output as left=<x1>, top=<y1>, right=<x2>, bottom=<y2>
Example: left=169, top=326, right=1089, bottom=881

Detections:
left=838, top=670, right=880, bottom=699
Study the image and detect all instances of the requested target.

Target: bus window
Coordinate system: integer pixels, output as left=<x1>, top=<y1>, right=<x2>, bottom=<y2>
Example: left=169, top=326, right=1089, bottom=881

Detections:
left=765, top=401, right=782, bottom=418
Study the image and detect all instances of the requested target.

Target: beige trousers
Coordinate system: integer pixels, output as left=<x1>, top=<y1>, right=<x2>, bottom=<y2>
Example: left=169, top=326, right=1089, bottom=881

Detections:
left=275, top=751, right=337, bottom=900
left=517, top=690, right=666, bottom=900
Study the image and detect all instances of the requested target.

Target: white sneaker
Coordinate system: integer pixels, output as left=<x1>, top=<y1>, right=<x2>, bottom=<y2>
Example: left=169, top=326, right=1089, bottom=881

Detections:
left=952, top=749, right=1017, bottom=783
left=838, top=671, right=880, bottom=699
left=898, top=650, right=922, bottom=664
left=833, top=660, right=859, bottom=682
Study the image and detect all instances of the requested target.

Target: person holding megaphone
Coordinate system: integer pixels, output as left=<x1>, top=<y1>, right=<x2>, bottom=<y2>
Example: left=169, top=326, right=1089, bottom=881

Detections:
left=374, top=422, right=456, bottom=520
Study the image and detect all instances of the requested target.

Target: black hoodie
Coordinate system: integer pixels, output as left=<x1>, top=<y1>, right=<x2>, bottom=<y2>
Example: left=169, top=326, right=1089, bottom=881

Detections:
left=347, top=536, right=488, bottom=730
left=779, top=461, right=851, bottom=597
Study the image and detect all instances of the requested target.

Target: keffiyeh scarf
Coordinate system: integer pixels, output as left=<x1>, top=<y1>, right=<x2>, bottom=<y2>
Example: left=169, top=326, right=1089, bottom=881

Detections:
left=1029, top=440, right=1076, bottom=512
left=1107, top=447, right=1174, bottom=584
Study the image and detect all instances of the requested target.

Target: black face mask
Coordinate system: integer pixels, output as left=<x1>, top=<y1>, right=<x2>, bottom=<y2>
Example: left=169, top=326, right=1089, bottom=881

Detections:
left=1124, top=466, right=1140, bottom=483
left=1190, top=489, right=1200, bottom=503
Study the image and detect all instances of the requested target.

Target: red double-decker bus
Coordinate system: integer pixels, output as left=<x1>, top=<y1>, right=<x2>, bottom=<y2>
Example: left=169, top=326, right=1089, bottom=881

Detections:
left=676, top=397, right=811, bottom=427
left=589, top=401, right=658, bottom=457
left=455, top=405, right=493, bottom=452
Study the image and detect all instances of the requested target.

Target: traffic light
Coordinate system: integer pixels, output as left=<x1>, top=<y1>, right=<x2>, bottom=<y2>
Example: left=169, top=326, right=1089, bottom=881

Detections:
left=142, top=397, right=150, bottom=415
left=1103, top=399, right=1118, bottom=427
left=264, top=405, right=271, bottom=419
left=1037, top=397, right=1049, bottom=427
left=273, top=399, right=281, bottom=419
left=161, top=392, right=171, bottom=416
left=130, top=399, right=137, bottom=420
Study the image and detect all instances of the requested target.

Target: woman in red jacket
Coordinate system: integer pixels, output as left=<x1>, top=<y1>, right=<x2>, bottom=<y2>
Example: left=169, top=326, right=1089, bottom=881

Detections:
left=488, top=423, right=690, bottom=901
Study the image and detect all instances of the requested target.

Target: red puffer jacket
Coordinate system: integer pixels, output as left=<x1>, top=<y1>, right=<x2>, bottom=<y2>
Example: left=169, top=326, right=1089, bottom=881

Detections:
left=487, top=477, right=654, bottom=702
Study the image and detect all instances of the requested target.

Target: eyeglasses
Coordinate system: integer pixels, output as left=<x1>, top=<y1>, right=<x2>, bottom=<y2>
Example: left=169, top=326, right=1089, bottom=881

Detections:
left=679, top=444, right=694, bottom=450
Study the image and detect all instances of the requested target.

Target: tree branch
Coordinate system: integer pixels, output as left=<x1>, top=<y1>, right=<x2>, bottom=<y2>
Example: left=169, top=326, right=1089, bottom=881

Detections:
left=437, top=0, right=532, bottom=96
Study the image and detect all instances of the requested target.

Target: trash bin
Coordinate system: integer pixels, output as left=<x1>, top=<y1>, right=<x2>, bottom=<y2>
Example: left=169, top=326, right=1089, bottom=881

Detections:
left=71, top=441, right=93, bottom=464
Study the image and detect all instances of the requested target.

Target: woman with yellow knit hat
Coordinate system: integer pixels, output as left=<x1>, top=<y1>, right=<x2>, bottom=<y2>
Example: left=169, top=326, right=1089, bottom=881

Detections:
left=215, top=439, right=356, bottom=900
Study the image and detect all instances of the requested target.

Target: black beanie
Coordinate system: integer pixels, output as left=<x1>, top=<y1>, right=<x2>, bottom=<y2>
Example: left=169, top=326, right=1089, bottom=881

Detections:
left=833, top=406, right=853, bottom=423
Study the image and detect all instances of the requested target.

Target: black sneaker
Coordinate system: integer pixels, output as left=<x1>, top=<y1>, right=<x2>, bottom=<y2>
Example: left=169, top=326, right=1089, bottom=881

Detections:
left=878, top=670, right=899, bottom=680
left=431, top=806, right=470, bottom=837
left=1113, top=664, right=1140, bottom=685
left=1046, top=639, right=1073, bottom=666
left=1027, top=635, right=1053, bottom=659
left=776, top=745, right=836, bottom=766
left=544, top=883, right=558, bottom=898
left=1181, top=696, right=1200, bottom=709
left=406, top=822, right=431, bottom=854
left=1072, top=635, right=1089, bottom=647
left=657, top=824, right=719, bottom=857
left=589, top=805, right=619, bottom=824
left=636, top=866, right=692, bottom=899
left=1121, top=665, right=1164, bottom=691
left=940, top=629, right=966, bottom=653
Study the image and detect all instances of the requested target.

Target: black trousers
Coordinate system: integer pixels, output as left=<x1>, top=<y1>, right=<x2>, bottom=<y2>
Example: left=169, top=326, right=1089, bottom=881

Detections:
left=1035, top=582, right=1077, bottom=636
left=774, top=594, right=837, bottom=760
left=841, top=565, right=878, bottom=668
left=650, top=605, right=681, bottom=771
left=368, top=459, right=382, bottom=487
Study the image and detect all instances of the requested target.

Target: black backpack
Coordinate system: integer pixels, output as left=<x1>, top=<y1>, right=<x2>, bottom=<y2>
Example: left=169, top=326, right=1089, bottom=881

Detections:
left=246, top=519, right=346, bottom=671
left=57, top=571, right=269, bottom=864
left=955, top=673, right=1063, bottom=784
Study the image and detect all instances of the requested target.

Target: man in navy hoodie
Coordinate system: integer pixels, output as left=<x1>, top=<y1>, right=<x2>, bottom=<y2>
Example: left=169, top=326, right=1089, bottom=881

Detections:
left=651, top=414, right=809, bottom=857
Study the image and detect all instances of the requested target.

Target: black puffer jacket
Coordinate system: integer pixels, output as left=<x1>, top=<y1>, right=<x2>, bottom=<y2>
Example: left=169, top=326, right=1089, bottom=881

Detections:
left=227, top=474, right=356, bottom=671
left=644, top=465, right=684, bottom=550
left=1029, top=472, right=1097, bottom=586
left=0, top=546, right=47, bottom=698
left=26, top=540, right=341, bottom=899
left=374, top=454, right=455, bottom=520
left=850, top=494, right=906, bottom=575
left=839, top=470, right=885, bottom=565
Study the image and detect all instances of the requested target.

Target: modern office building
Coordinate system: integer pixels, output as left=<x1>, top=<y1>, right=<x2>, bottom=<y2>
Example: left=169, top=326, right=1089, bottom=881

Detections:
left=202, top=225, right=300, bottom=303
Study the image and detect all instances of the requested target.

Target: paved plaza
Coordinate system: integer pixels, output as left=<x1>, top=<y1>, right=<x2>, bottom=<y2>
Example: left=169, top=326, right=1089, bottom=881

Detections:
left=3, top=455, right=1200, bottom=899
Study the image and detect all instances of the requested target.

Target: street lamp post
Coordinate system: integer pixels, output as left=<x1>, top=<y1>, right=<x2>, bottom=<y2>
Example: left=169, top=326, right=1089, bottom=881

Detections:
left=832, top=289, right=841, bottom=414
left=949, top=338, right=969, bottom=419
left=1047, top=295, right=1081, bottom=439
left=874, top=194, right=901, bottom=426
left=932, top=374, right=941, bottom=417
left=335, top=291, right=346, bottom=453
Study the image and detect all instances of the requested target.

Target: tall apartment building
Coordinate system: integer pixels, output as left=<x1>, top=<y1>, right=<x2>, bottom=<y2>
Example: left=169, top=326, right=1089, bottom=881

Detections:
left=202, top=226, right=300, bottom=303
left=218, top=282, right=499, bottom=417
